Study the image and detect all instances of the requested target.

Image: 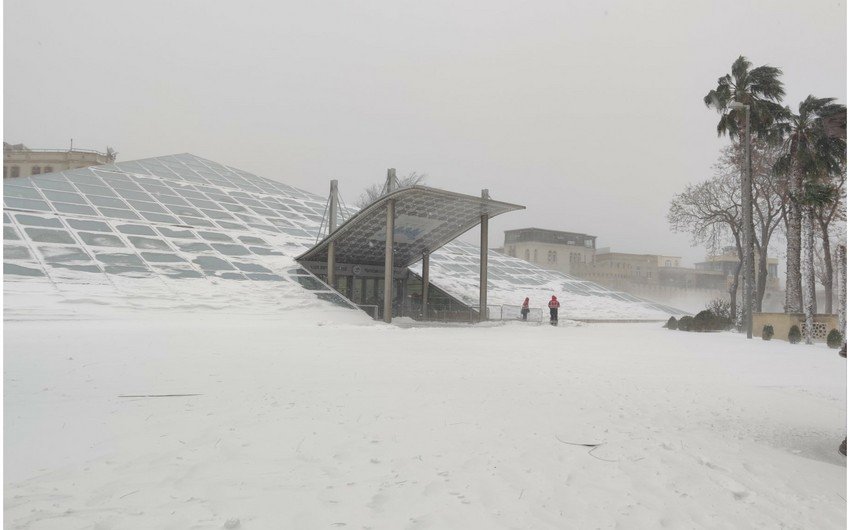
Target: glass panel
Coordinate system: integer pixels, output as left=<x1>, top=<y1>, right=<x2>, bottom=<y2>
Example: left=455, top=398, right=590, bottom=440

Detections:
left=95, top=253, right=146, bottom=267
left=216, top=221, right=248, bottom=231
left=4, top=245, right=31, bottom=259
left=4, top=226, right=21, bottom=240
left=187, top=198, right=219, bottom=209
left=238, top=235, right=267, bottom=245
left=179, top=217, right=214, bottom=227
left=245, top=273, right=284, bottom=281
left=155, top=194, right=190, bottom=206
left=139, top=211, right=180, bottom=224
left=113, top=188, right=154, bottom=201
left=127, top=200, right=167, bottom=213
left=4, top=262, right=45, bottom=277
left=202, top=209, right=234, bottom=220
left=249, top=246, right=283, bottom=256
left=166, top=205, right=202, bottom=217
left=78, top=232, right=125, bottom=247
left=33, top=180, right=75, bottom=192
left=97, top=208, right=140, bottom=220
left=157, top=227, right=195, bottom=239
left=53, top=203, right=98, bottom=216
left=197, top=231, right=233, bottom=242
left=4, top=186, right=43, bottom=199
left=212, top=243, right=251, bottom=256
left=140, top=252, right=186, bottom=263
left=117, top=224, right=157, bottom=236
left=176, top=241, right=212, bottom=253
left=88, top=195, right=130, bottom=209
left=38, top=246, right=91, bottom=263
left=67, top=218, right=112, bottom=232
left=193, top=256, right=235, bottom=271
left=24, top=228, right=75, bottom=244
left=294, top=275, right=327, bottom=290
left=42, top=190, right=88, bottom=204
left=76, top=184, right=118, bottom=197
left=232, top=262, right=272, bottom=273
left=4, top=197, right=52, bottom=212
left=128, top=236, right=171, bottom=250
left=15, top=214, right=63, bottom=228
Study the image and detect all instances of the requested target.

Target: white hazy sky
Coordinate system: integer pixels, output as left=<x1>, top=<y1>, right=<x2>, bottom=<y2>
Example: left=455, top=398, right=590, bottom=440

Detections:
left=4, top=0, right=846, bottom=266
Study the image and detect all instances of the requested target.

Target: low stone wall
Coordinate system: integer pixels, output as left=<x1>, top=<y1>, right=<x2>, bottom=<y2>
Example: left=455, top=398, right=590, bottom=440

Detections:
left=752, top=312, right=839, bottom=342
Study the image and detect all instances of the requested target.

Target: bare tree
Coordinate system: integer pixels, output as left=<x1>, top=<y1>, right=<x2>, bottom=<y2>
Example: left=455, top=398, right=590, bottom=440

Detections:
left=668, top=171, right=743, bottom=322
left=355, top=171, right=427, bottom=208
left=723, top=142, right=787, bottom=310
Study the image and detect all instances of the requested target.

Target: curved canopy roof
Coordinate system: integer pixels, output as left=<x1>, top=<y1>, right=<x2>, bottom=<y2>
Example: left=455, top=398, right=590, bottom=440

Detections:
left=297, top=186, right=524, bottom=268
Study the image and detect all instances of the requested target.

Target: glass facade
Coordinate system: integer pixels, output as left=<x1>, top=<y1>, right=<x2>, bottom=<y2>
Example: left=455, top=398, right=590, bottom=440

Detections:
left=4, top=153, right=680, bottom=318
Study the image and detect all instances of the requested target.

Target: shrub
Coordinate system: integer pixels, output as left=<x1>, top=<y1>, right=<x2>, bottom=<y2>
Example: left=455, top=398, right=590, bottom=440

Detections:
left=827, top=329, right=843, bottom=349
left=678, top=316, right=694, bottom=331
left=788, top=325, right=801, bottom=344
left=691, top=309, right=732, bottom=332
left=706, top=298, right=731, bottom=321
left=665, top=316, right=678, bottom=330
left=762, top=324, right=774, bottom=341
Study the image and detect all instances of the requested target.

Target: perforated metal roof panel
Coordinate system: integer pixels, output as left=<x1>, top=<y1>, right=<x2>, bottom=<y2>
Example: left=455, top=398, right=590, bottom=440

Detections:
left=296, top=186, right=524, bottom=268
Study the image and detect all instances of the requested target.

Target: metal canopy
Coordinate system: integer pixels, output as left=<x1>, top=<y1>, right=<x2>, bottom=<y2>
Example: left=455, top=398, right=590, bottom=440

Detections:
left=297, top=186, right=524, bottom=268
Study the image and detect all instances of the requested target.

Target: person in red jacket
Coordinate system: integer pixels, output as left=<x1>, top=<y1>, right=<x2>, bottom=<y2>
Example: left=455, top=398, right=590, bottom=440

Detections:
left=548, top=295, right=560, bottom=325
left=520, top=297, right=530, bottom=321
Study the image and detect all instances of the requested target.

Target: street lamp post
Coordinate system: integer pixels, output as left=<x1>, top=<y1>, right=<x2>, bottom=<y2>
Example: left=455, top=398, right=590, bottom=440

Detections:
left=730, top=101, right=754, bottom=339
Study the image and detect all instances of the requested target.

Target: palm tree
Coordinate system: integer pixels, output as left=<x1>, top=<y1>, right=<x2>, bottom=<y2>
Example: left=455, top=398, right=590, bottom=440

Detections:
left=774, top=97, right=846, bottom=342
left=704, top=56, right=786, bottom=333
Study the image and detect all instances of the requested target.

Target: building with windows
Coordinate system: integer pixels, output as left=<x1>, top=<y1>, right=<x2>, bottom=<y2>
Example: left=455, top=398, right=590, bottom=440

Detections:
left=4, top=142, right=116, bottom=180
left=502, top=228, right=596, bottom=275
left=695, top=247, right=780, bottom=291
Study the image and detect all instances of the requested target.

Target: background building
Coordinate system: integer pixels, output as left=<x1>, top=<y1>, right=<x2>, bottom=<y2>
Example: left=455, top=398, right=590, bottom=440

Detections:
left=695, top=247, right=780, bottom=291
left=502, top=227, right=596, bottom=275
left=4, top=142, right=116, bottom=179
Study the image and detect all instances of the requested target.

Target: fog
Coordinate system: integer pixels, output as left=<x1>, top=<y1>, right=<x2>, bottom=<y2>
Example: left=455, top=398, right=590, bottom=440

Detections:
left=4, top=0, right=846, bottom=266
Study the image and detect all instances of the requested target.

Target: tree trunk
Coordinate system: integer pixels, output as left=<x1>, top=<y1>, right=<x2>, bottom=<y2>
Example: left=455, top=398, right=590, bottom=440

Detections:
left=785, top=141, right=803, bottom=313
left=818, top=217, right=834, bottom=314
left=729, top=260, right=742, bottom=329
left=837, top=244, right=846, bottom=340
left=802, top=207, right=816, bottom=344
left=755, top=245, right=768, bottom=312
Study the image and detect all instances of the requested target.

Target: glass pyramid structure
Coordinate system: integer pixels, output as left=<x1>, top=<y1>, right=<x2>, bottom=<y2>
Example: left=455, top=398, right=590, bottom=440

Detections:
left=3, top=153, right=682, bottom=319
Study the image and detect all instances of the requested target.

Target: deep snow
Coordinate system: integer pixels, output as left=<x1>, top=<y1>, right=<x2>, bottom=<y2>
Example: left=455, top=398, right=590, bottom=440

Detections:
left=3, top=295, right=847, bottom=529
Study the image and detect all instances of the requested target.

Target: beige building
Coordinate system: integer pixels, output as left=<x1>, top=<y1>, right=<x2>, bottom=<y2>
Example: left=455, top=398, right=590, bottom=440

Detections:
left=575, top=248, right=724, bottom=290
left=502, top=228, right=596, bottom=275
left=695, top=247, right=780, bottom=291
left=4, top=142, right=116, bottom=179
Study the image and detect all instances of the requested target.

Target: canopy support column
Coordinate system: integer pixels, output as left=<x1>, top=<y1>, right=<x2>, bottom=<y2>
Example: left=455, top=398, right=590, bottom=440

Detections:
left=479, top=189, right=489, bottom=322
left=383, top=198, right=396, bottom=323
left=422, top=252, right=430, bottom=320
left=326, top=179, right=339, bottom=287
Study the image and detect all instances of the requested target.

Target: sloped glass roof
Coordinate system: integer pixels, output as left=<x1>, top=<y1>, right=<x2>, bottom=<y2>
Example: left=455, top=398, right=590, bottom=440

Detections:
left=3, top=153, right=683, bottom=318
left=297, top=186, right=523, bottom=268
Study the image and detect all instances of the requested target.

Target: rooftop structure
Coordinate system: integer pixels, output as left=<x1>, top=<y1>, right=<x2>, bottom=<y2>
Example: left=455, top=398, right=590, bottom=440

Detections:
left=502, top=227, right=597, bottom=275
left=4, top=142, right=116, bottom=180
left=4, top=154, right=684, bottom=322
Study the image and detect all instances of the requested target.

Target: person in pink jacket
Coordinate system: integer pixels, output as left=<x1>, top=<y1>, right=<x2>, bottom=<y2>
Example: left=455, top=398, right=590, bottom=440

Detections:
left=547, top=295, right=560, bottom=325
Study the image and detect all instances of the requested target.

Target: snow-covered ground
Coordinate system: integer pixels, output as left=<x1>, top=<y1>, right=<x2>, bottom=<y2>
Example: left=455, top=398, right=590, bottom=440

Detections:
left=4, top=293, right=846, bottom=529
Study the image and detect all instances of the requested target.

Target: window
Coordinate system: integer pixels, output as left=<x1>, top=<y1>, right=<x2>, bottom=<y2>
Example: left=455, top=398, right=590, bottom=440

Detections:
left=524, top=249, right=530, bottom=260
left=665, top=260, right=671, bottom=267
left=547, top=250, right=557, bottom=264
left=3, top=166, right=6, bottom=179
left=533, top=249, right=538, bottom=262
left=10, top=166, right=20, bottom=178
left=44, top=166, right=54, bottom=174
left=31, top=166, right=41, bottom=175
